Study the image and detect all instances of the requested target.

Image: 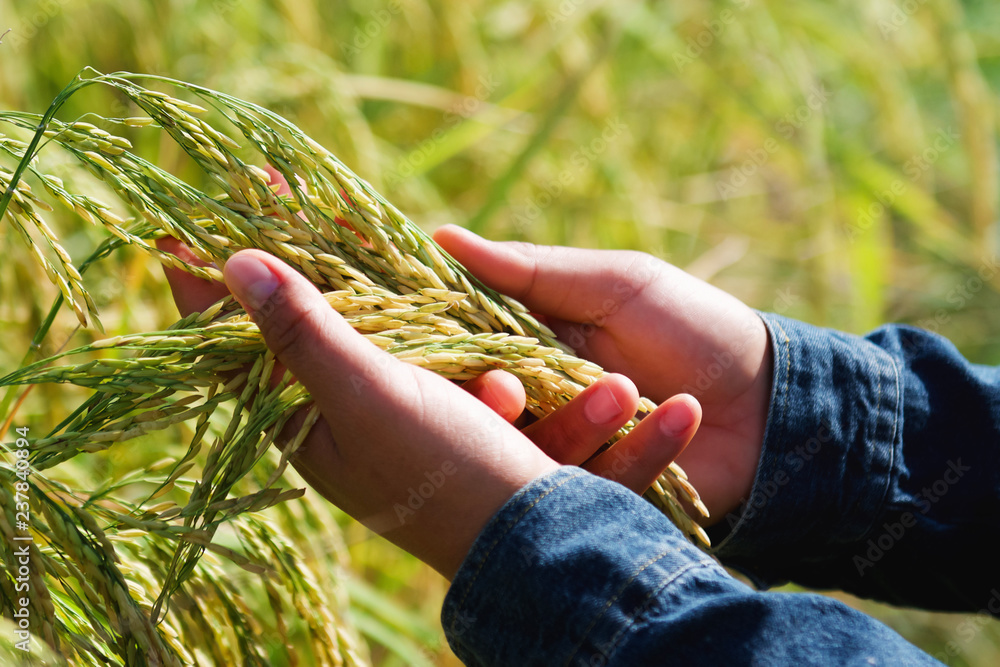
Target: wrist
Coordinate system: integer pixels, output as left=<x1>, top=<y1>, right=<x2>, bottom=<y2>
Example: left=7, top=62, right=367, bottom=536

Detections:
left=675, top=312, right=772, bottom=525
left=706, top=313, right=900, bottom=584
left=391, top=454, right=561, bottom=579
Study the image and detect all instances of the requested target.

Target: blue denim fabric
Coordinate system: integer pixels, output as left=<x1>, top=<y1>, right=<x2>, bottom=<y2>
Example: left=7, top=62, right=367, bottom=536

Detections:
left=712, top=314, right=1000, bottom=614
left=442, top=315, right=1000, bottom=665
left=442, top=469, right=942, bottom=666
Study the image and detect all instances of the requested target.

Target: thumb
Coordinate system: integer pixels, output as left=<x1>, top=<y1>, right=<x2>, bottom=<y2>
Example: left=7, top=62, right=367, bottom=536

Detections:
left=222, top=249, right=559, bottom=578
left=222, top=249, right=377, bottom=409
left=433, top=224, right=663, bottom=322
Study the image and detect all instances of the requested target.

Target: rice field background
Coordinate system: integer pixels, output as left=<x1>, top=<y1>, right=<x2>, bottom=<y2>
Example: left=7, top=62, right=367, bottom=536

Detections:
left=1, top=0, right=999, bottom=664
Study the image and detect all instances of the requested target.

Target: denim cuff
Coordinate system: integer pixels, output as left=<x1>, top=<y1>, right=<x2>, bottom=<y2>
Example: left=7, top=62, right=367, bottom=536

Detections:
left=442, top=467, right=721, bottom=667
left=708, top=313, right=903, bottom=586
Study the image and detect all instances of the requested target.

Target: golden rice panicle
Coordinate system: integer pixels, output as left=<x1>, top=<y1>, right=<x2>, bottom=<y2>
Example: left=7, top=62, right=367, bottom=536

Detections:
left=0, top=72, right=709, bottom=630
left=0, top=162, right=96, bottom=328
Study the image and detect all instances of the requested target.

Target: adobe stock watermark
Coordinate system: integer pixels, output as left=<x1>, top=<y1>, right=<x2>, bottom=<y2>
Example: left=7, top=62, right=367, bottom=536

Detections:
left=595, top=448, right=639, bottom=486
left=853, top=459, right=970, bottom=576
left=680, top=287, right=799, bottom=398
left=382, top=72, right=501, bottom=189
left=901, top=254, right=1000, bottom=355
left=391, top=460, right=458, bottom=525
left=583, top=637, right=621, bottom=667
left=932, top=589, right=1000, bottom=664
left=560, top=251, right=661, bottom=351
left=2, top=0, right=72, bottom=54
left=844, top=126, right=960, bottom=243
left=245, top=279, right=289, bottom=327
left=517, top=538, right=543, bottom=568
left=511, top=116, right=629, bottom=232
left=546, top=0, right=587, bottom=26
left=878, top=0, right=930, bottom=39
left=7, top=425, right=35, bottom=653
left=724, top=419, right=834, bottom=529
left=559, top=253, right=798, bottom=373
left=673, top=0, right=752, bottom=72
left=716, top=84, right=833, bottom=200
left=211, top=0, right=242, bottom=18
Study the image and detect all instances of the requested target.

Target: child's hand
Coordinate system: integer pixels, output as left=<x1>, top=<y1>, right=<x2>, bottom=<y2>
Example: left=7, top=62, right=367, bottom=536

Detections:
left=467, top=368, right=703, bottom=494
left=434, top=225, right=773, bottom=524
left=218, top=249, right=558, bottom=578
left=158, top=236, right=701, bottom=497
left=159, top=242, right=703, bottom=576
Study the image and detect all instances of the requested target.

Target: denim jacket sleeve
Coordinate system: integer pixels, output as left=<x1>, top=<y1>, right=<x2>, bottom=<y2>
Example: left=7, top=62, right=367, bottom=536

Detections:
left=709, top=313, right=1000, bottom=615
left=441, top=314, right=1000, bottom=665
left=441, top=468, right=943, bottom=666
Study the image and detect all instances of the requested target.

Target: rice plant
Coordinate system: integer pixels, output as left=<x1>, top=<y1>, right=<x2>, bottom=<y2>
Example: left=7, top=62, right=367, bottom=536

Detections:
left=3, top=1, right=1000, bottom=664
left=0, top=69, right=709, bottom=664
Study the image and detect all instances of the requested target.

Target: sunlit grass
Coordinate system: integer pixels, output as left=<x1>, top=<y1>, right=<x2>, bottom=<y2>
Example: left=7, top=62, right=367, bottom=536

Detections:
left=1, top=0, right=998, bottom=664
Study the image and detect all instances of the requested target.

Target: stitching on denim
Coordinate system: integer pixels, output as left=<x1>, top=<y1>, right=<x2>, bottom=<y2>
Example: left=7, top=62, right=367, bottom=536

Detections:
left=711, top=315, right=791, bottom=553
left=562, top=549, right=674, bottom=666
left=774, top=318, right=791, bottom=461
left=448, top=469, right=586, bottom=635
left=860, top=346, right=902, bottom=540
left=564, top=558, right=719, bottom=666
left=603, top=560, right=721, bottom=661
left=766, top=315, right=792, bottom=478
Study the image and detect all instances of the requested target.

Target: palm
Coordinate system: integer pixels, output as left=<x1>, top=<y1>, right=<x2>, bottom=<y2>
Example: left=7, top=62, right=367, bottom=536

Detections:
left=557, top=265, right=770, bottom=523
left=436, top=229, right=772, bottom=524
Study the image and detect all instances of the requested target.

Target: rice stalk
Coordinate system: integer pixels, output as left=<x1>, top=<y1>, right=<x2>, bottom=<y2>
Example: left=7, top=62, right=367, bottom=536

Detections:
left=0, top=68, right=710, bottom=662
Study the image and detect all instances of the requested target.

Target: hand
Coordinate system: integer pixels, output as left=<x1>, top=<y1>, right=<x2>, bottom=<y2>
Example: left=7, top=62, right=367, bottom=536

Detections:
left=216, top=249, right=563, bottom=577
left=158, top=163, right=704, bottom=502
left=467, top=369, right=704, bottom=493
left=159, top=241, right=703, bottom=577
left=433, top=225, right=773, bottom=524
left=157, top=233, right=701, bottom=494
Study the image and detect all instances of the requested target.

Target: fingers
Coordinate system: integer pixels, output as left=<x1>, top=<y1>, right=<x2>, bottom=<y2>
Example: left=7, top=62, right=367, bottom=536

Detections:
left=585, top=394, right=701, bottom=494
left=462, top=370, right=526, bottom=424
left=513, top=367, right=702, bottom=494
left=264, top=164, right=293, bottom=196
left=433, top=224, right=661, bottom=322
left=155, top=237, right=229, bottom=317
left=522, top=374, right=639, bottom=464
left=223, top=249, right=387, bottom=419
left=223, top=249, right=560, bottom=578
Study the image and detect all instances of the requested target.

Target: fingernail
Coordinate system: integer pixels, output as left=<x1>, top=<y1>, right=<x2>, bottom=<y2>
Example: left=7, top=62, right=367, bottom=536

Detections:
left=225, top=253, right=279, bottom=311
left=482, top=376, right=512, bottom=421
left=659, top=401, right=694, bottom=438
left=584, top=385, right=623, bottom=425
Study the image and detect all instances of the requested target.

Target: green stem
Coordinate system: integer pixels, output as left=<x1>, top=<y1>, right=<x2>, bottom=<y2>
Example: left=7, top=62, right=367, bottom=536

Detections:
left=0, top=73, right=96, bottom=220
left=0, top=70, right=112, bottom=425
left=0, top=235, right=130, bottom=424
left=465, top=31, right=619, bottom=234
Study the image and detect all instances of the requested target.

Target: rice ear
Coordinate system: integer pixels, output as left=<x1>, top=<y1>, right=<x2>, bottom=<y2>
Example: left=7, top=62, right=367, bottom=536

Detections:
left=0, top=69, right=709, bottom=662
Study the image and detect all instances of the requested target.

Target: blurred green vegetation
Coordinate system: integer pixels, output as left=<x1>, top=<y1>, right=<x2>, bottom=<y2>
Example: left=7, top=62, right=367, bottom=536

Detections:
left=1, top=0, right=999, bottom=664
